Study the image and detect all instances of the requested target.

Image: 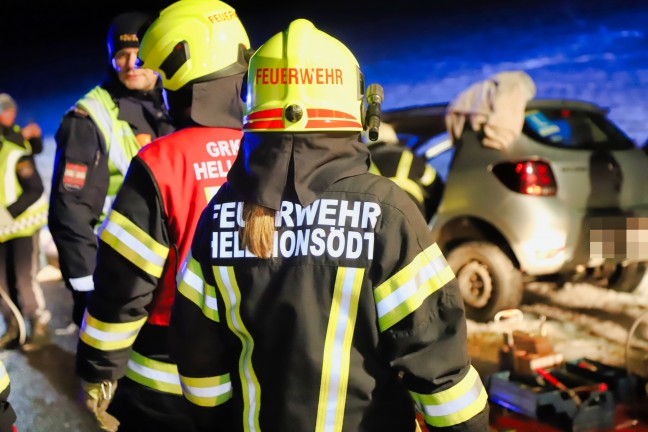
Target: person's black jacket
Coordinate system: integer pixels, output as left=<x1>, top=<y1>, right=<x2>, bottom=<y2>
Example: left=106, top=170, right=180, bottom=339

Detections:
left=48, top=71, right=174, bottom=316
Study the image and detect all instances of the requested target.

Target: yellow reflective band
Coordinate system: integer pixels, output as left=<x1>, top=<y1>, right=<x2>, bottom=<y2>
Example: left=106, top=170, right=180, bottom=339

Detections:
left=390, top=177, right=426, bottom=205
left=178, top=255, right=220, bottom=322
left=316, top=267, right=364, bottom=432
left=126, top=350, right=182, bottom=395
left=100, top=210, right=169, bottom=278
left=180, top=373, right=233, bottom=407
left=368, top=162, right=381, bottom=175
left=214, top=266, right=261, bottom=432
left=374, top=243, right=454, bottom=331
left=410, top=366, right=488, bottom=427
left=204, top=186, right=220, bottom=203
left=79, top=311, right=147, bottom=351
left=0, top=362, right=9, bottom=393
left=419, top=164, right=436, bottom=186
left=379, top=151, right=425, bottom=205
left=395, top=150, right=413, bottom=180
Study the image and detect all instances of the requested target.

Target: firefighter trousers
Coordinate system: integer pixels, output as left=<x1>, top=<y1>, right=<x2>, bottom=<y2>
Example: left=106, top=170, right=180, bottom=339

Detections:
left=107, top=377, right=198, bottom=432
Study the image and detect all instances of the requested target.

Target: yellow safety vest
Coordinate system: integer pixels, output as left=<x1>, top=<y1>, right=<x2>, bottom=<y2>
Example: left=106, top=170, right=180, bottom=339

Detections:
left=76, top=86, right=143, bottom=221
left=0, top=139, right=48, bottom=242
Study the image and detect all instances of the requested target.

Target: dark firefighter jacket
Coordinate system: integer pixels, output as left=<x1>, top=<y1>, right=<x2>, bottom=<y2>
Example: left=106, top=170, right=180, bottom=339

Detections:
left=48, top=73, right=174, bottom=294
left=368, top=142, right=444, bottom=221
left=170, top=132, right=489, bottom=432
left=76, top=126, right=241, bottom=396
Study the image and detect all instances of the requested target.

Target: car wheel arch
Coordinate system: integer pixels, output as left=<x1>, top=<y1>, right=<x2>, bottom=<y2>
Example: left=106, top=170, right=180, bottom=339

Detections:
left=434, top=216, right=520, bottom=269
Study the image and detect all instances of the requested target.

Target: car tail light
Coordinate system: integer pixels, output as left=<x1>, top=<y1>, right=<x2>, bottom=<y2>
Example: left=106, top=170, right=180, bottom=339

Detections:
left=492, top=160, right=557, bottom=196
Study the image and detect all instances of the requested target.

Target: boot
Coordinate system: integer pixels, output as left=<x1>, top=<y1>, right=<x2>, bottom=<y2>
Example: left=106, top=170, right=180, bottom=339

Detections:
left=22, top=316, right=50, bottom=352
left=0, top=316, right=19, bottom=350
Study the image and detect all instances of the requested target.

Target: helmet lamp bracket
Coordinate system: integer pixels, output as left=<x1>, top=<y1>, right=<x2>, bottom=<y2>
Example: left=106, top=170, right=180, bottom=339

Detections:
left=160, top=40, right=190, bottom=80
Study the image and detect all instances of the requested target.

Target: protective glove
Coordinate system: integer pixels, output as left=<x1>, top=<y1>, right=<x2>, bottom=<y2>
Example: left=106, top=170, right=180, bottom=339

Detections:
left=81, top=380, right=120, bottom=432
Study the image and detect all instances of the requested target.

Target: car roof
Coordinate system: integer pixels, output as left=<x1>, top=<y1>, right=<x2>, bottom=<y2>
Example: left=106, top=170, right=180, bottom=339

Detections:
left=382, top=99, right=609, bottom=137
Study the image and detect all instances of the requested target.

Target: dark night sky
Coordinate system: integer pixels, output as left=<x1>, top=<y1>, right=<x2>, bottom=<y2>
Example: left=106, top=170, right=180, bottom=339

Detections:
left=5, top=0, right=428, bottom=49
left=3, top=0, right=552, bottom=57
left=0, top=0, right=584, bottom=92
left=2, top=0, right=432, bottom=99
left=0, top=0, right=503, bottom=121
left=3, top=0, right=647, bottom=141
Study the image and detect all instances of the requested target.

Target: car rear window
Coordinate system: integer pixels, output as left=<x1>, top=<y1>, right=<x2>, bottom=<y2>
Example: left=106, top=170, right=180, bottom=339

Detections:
left=523, top=108, right=635, bottom=150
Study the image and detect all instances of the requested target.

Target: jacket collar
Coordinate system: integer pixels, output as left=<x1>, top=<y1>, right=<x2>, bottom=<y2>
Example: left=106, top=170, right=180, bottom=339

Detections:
left=227, top=132, right=370, bottom=210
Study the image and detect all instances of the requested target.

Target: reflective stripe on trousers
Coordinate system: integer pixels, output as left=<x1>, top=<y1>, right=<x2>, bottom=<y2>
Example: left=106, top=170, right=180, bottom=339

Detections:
left=125, top=350, right=183, bottom=395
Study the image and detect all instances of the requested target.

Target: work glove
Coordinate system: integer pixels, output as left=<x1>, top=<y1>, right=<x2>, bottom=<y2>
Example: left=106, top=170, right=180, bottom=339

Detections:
left=81, top=380, right=120, bottom=432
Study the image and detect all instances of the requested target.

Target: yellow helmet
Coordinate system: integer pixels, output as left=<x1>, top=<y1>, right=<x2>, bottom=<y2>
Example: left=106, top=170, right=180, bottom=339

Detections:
left=138, top=0, right=250, bottom=91
left=243, top=19, right=364, bottom=133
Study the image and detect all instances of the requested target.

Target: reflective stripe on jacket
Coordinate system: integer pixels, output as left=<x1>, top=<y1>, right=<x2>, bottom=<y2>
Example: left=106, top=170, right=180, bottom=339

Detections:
left=171, top=173, right=488, bottom=431
left=0, top=139, right=47, bottom=242
left=77, top=127, right=242, bottom=396
left=77, top=86, right=144, bottom=220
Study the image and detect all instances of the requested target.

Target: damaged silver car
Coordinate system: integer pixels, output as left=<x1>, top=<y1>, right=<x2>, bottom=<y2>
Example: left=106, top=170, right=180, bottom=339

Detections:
left=382, top=95, right=648, bottom=322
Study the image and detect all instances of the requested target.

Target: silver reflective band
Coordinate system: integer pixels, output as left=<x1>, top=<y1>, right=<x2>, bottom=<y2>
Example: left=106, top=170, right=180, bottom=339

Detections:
left=127, top=359, right=181, bottom=386
left=70, top=275, right=94, bottom=292
left=184, top=381, right=232, bottom=398
left=83, top=324, right=139, bottom=343
left=104, top=220, right=167, bottom=268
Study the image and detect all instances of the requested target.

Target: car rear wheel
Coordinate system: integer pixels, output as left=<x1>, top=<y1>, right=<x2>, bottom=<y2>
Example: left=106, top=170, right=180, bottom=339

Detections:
left=605, top=262, right=647, bottom=293
left=446, top=241, right=524, bottom=322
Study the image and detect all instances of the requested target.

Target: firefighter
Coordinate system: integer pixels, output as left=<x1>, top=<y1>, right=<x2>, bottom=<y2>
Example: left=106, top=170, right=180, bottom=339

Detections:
left=48, top=11, right=175, bottom=330
left=366, top=122, right=445, bottom=221
left=0, top=360, right=16, bottom=432
left=75, top=1, right=251, bottom=431
left=170, top=18, right=489, bottom=432
left=0, top=114, right=50, bottom=352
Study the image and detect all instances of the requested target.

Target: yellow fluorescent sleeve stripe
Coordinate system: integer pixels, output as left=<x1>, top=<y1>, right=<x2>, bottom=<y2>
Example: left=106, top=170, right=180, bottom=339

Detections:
left=410, top=366, right=488, bottom=427
left=99, top=210, right=169, bottom=277
left=374, top=243, right=443, bottom=301
left=215, top=266, right=261, bottom=432
left=180, top=373, right=233, bottom=407
left=177, top=256, right=220, bottom=322
left=79, top=311, right=147, bottom=351
left=374, top=244, right=455, bottom=331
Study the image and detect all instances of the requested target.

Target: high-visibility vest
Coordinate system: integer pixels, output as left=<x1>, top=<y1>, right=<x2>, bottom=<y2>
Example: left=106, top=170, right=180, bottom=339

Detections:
left=0, top=124, right=32, bottom=153
left=76, top=86, right=144, bottom=221
left=0, top=139, right=47, bottom=242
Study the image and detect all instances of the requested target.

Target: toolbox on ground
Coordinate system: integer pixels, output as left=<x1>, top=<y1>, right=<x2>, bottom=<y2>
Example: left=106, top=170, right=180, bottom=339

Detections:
left=487, top=368, right=616, bottom=432
left=565, top=358, right=643, bottom=404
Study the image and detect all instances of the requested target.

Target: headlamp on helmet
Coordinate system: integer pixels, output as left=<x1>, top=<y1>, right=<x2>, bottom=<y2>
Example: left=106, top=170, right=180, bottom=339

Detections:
left=244, top=19, right=378, bottom=134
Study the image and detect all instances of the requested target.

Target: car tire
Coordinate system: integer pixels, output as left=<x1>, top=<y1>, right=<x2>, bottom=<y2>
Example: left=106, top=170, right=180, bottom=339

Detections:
left=446, top=241, right=524, bottom=322
left=606, top=262, right=647, bottom=293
